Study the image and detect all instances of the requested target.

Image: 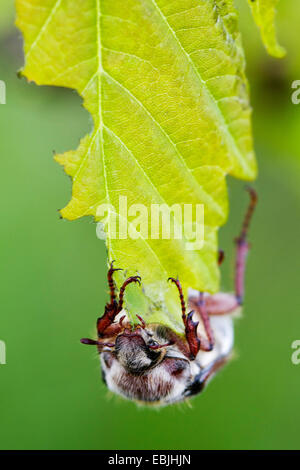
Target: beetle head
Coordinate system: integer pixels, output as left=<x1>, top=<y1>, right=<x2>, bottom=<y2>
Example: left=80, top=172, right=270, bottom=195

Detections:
left=99, top=323, right=203, bottom=405
left=114, top=328, right=165, bottom=374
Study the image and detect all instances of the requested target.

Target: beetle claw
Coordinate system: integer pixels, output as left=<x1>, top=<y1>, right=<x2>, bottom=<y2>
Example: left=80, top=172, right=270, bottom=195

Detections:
left=136, top=315, right=146, bottom=328
left=184, top=311, right=200, bottom=359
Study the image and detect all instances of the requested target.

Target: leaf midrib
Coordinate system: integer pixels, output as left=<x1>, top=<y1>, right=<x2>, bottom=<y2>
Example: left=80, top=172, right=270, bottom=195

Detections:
left=103, top=124, right=211, bottom=279
left=96, top=0, right=112, bottom=256
left=94, top=0, right=207, bottom=287
left=94, top=0, right=214, bottom=285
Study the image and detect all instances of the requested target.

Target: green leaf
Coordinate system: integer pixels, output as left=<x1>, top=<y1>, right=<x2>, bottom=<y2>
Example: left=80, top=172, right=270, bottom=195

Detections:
left=16, top=0, right=256, bottom=331
left=248, top=0, right=286, bottom=58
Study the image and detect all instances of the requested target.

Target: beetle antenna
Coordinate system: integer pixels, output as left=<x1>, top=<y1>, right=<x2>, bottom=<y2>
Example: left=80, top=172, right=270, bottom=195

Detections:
left=80, top=338, right=115, bottom=348
left=233, top=187, right=258, bottom=305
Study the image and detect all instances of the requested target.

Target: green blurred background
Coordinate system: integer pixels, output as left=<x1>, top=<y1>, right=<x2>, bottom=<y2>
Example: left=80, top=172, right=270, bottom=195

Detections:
left=0, top=1, right=299, bottom=450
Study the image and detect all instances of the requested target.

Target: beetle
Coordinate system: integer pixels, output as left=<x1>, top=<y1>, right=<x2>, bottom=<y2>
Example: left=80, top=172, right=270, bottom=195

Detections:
left=81, top=188, right=257, bottom=405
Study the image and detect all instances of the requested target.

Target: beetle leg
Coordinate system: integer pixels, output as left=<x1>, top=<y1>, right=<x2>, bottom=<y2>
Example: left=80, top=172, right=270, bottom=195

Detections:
left=188, top=293, right=214, bottom=352
left=218, top=249, right=225, bottom=266
left=190, top=187, right=258, bottom=317
left=107, top=260, right=122, bottom=305
left=97, top=303, right=118, bottom=338
left=97, top=262, right=122, bottom=337
left=184, top=311, right=200, bottom=359
left=198, top=354, right=229, bottom=384
left=117, top=276, right=141, bottom=313
left=136, top=315, right=146, bottom=329
left=97, top=267, right=141, bottom=337
left=184, top=354, right=230, bottom=398
left=234, top=187, right=257, bottom=305
left=168, top=277, right=201, bottom=359
left=168, top=277, right=187, bottom=321
left=190, top=292, right=239, bottom=316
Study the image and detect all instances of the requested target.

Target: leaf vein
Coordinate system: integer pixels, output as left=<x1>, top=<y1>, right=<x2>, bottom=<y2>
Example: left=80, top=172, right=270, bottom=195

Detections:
left=26, top=0, right=62, bottom=59
left=150, top=0, right=248, bottom=173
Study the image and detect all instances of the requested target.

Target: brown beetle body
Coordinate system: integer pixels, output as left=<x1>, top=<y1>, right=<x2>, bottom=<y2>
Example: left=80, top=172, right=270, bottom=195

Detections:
left=81, top=189, right=257, bottom=405
left=99, top=306, right=234, bottom=405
